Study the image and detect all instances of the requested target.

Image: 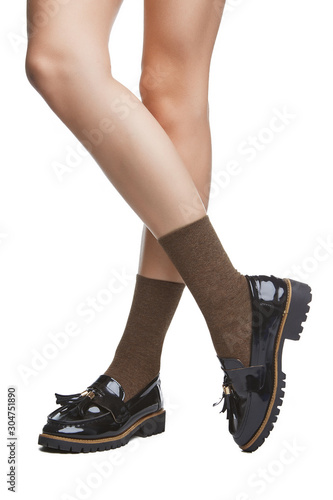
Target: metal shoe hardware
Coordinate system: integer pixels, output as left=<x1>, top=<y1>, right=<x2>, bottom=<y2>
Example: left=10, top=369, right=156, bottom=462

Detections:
left=81, top=390, right=95, bottom=399
left=223, top=384, right=231, bottom=395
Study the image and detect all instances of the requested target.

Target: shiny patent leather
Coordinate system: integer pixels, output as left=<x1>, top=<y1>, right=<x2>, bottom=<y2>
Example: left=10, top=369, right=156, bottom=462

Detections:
left=42, top=374, right=164, bottom=440
left=215, top=274, right=311, bottom=452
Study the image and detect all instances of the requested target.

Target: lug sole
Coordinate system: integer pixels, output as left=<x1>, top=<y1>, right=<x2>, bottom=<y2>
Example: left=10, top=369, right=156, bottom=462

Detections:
left=38, top=409, right=166, bottom=453
left=241, top=278, right=312, bottom=453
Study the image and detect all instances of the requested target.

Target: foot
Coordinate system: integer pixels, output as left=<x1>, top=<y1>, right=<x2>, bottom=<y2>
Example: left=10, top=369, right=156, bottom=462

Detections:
left=38, top=375, right=165, bottom=453
left=214, top=275, right=312, bottom=452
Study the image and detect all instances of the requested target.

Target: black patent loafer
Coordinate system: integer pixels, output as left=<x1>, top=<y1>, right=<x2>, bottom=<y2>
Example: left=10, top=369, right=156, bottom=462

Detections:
left=214, top=275, right=311, bottom=453
left=38, top=375, right=165, bottom=453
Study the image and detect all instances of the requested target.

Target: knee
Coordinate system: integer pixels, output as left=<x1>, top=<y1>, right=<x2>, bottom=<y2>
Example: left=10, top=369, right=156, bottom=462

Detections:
left=25, top=44, right=74, bottom=103
left=26, top=48, right=54, bottom=95
left=25, top=42, right=104, bottom=106
left=139, top=61, right=209, bottom=132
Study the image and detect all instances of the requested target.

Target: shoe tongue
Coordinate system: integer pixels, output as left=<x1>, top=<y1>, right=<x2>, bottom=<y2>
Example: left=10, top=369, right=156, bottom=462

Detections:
left=217, top=356, right=244, bottom=371
left=89, top=375, right=125, bottom=401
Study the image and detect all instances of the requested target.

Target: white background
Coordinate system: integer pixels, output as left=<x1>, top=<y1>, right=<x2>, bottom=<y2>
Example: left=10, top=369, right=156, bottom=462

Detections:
left=1, top=0, right=332, bottom=499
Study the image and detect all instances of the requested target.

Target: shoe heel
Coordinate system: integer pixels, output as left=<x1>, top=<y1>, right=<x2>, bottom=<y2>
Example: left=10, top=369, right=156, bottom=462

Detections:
left=136, top=411, right=166, bottom=438
left=283, top=279, right=312, bottom=341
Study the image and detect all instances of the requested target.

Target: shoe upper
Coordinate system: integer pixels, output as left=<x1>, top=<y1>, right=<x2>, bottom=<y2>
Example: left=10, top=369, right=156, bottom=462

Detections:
left=216, top=275, right=289, bottom=446
left=42, top=374, right=163, bottom=439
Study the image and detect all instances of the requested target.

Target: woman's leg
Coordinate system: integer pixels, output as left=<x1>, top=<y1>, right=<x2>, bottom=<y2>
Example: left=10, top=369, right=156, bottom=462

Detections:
left=105, top=0, right=226, bottom=398
left=138, top=0, right=225, bottom=282
left=25, top=0, right=206, bottom=239
left=26, top=0, right=251, bottom=370
left=26, top=0, right=250, bottom=375
left=30, top=2, right=311, bottom=455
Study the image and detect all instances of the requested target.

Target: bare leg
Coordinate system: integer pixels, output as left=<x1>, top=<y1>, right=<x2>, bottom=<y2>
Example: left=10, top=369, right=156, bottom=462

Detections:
left=105, top=0, right=224, bottom=395
left=30, top=3, right=310, bottom=456
left=25, top=0, right=207, bottom=239
left=138, top=0, right=225, bottom=282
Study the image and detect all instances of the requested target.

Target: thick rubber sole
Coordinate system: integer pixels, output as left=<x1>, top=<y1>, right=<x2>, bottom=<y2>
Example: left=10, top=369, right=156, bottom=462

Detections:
left=241, top=279, right=312, bottom=453
left=38, top=409, right=166, bottom=453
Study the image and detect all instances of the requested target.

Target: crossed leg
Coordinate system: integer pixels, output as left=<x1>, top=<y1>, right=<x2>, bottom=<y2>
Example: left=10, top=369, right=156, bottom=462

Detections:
left=26, top=0, right=228, bottom=400
left=138, top=0, right=225, bottom=282
left=25, top=0, right=220, bottom=239
left=105, top=0, right=226, bottom=396
left=28, top=3, right=310, bottom=455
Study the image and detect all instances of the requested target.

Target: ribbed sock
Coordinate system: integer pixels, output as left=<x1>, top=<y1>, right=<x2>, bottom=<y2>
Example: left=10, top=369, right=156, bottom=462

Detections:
left=105, top=274, right=185, bottom=401
left=158, top=215, right=252, bottom=367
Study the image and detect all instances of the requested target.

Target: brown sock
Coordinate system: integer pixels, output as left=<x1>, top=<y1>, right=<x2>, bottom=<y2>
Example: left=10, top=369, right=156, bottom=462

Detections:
left=158, top=215, right=252, bottom=367
left=105, top=274, right=185, bottom=401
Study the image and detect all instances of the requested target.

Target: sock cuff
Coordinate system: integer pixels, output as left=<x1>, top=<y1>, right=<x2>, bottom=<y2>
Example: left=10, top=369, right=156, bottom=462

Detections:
left=136, top=273, right=185, bottom=291
left=158, top=215, right=210, bottom=245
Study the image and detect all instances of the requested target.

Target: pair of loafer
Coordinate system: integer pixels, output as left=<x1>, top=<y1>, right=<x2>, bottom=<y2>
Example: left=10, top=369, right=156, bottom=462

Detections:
left=38, top=274, right=311, bottom=453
